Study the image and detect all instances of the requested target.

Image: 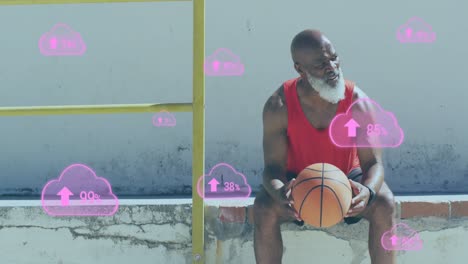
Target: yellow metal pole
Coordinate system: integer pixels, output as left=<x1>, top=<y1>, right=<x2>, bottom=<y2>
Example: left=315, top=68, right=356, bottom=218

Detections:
left=0, top=0, right=190, bottom=5
left=0, top=103, right=192, bottom=116
left=1, top=0, right=204, bottom=262
left=192, top=0, right=205, bottom=262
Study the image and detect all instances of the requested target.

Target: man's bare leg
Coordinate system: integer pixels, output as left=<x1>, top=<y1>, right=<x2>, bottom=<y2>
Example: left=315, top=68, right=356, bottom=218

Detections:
left=253, top=187, right=287, bottom=264
left=362, top=182, right=396, bottom=264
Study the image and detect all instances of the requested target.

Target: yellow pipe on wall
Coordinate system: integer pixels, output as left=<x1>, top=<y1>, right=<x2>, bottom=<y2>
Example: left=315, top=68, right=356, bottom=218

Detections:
left=192, top=0, right=205, bottom=263
left=0, top=103, right=192, bottom=116
left=0, top=0, right=206, bottom=262
left=0, top=0, right=189, bottom=5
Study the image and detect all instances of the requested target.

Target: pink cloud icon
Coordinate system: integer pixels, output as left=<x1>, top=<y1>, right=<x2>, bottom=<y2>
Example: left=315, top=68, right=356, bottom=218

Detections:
left=329, top=98, right=404, bottom=148
left=39, top=23, right=87, bottom=56
left=196, top=163, right=251, bottom=199
left=397, top=17, right=436, bottom=43
left=381, top=223, right=423, bottom=251
left=41, top=163, right=119, bottom=216
left=204, top=48, right=244, bottom=76
left=152, top=110, right=176, bottom=127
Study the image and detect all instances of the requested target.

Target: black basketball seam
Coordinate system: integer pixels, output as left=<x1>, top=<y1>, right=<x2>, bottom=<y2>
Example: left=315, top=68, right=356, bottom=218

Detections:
left=294, top=177, right=352, bottom=192
left=322, top=178, right=352, bottom=192
left=320, top=163, right=324, bottom=227
left=298, top=185, right=322, bottom=218
left=305, top=168, right=342, bottom=173
left=323, top=186, right=345, bottom=219
left=293, top=177, right=323, bottom=186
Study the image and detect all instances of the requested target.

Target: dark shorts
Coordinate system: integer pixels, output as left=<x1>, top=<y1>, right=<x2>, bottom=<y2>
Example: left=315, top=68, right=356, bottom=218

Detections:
left=291, top=167, right=364, bottom=226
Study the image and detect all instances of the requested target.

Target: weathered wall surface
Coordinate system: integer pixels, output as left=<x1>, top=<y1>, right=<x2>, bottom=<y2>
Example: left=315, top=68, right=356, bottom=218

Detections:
left=0, top=198, right=467, bottom=264
left=0, top=200, right=194, bottom=264
left=0, top=0, right=467, bottom=196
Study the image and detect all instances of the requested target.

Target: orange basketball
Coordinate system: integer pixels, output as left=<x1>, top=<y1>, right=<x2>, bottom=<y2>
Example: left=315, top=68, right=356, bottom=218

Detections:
left=291, top=163, right=352, bottom=228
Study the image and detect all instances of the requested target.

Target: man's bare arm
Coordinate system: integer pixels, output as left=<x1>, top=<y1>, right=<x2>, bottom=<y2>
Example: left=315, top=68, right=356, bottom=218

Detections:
left=358, top=144, right=384, bottom=193
left=354, top=85, right=384, bottom=193
left=262, top=88, right=290, bottom=201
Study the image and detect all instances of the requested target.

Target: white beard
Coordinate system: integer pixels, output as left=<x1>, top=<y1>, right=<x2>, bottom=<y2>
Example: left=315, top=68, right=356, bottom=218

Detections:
left=306, top=69, right=346, bottom=104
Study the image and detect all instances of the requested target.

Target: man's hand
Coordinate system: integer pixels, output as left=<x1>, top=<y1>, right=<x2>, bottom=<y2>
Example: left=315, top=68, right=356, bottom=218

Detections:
left=346, top=179, right=371, bottom=217
left=270, top=179, right=302, bottom=221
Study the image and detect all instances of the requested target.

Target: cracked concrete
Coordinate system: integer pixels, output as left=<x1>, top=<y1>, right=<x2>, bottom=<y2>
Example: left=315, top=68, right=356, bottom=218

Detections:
left=205, top=218, right=468, bottom=264
left=204, top=202, right=468, bottom=264
left=0, top=202, right=193, bottom=264
left=1, top=200, right=468, bottom=264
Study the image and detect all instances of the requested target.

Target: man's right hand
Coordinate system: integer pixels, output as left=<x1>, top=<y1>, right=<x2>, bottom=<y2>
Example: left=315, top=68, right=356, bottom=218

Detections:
left=269, top=179, right=302, bottom=222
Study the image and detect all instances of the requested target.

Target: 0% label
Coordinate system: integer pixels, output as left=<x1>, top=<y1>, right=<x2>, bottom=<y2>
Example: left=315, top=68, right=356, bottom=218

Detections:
left=79, top=191, right=101, bottom=204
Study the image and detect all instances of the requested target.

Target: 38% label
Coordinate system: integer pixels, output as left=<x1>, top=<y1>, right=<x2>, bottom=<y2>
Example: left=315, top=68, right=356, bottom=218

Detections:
left=223, top=182, right=240, bottom=192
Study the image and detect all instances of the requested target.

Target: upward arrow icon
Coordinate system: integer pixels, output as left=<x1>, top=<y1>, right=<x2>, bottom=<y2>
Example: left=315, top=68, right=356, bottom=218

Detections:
left=208, top=178, right=219, bottom=192
left=344, top=118, right=360, bottom=137
left=57, top=187, right=73, bottom=206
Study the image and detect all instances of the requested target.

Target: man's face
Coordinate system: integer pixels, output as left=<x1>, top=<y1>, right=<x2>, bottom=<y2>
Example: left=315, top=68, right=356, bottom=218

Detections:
left=306, top=68, right=345, bottom=104
left=296, top=43, right=345, bottom=103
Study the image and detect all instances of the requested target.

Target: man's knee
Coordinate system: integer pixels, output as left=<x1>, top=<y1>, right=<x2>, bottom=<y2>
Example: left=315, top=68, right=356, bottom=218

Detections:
left=372, top=189, right=396, bottom=218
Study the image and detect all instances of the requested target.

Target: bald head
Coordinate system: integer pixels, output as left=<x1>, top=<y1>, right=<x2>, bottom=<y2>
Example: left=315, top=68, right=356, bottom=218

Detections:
left=290, top=29, right=331, bottom=63
left=290, top=30, right=345, bottom=104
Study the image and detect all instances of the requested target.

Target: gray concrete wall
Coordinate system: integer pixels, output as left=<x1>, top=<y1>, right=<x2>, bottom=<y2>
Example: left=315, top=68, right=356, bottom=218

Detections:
left=0, top=198, right=467, bottom=264
left=0, top=0, right=467, bottom=196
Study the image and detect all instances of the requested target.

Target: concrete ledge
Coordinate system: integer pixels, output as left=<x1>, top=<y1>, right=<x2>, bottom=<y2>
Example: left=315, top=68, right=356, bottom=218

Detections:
left=0, top=196, right=467, bottom=264
left=211, top=195, right=468, bottom=225
left=0, top=198, right=193, bottom=207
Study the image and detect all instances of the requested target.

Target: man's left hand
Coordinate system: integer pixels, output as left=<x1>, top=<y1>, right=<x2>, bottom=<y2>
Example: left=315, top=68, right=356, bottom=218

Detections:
left=346, top=180, right=370, bottom=217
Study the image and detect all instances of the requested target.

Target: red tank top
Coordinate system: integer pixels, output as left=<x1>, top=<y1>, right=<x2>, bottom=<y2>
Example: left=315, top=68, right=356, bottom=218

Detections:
left=284, top=77, right=360, bottom=175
